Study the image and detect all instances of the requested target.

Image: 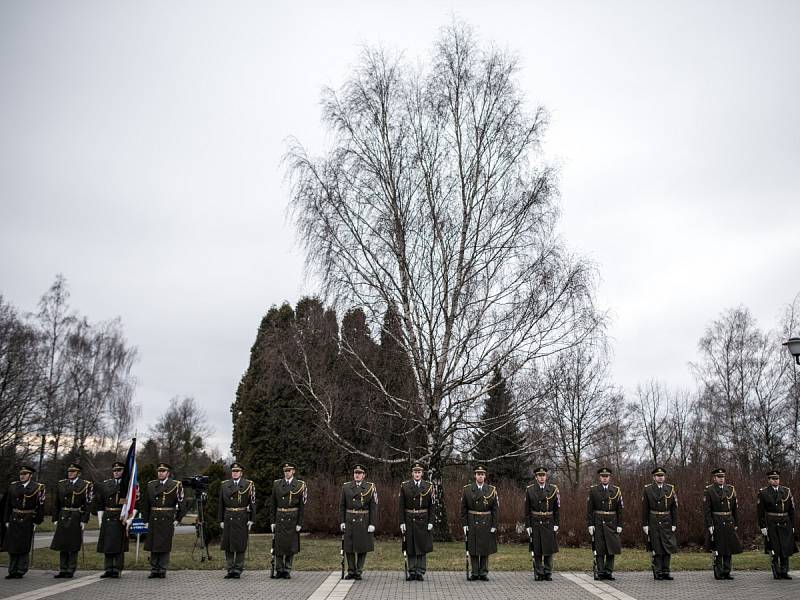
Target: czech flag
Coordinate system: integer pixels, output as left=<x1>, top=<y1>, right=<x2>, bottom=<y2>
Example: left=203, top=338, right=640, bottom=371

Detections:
left=120, top=438, right=138, bottom=521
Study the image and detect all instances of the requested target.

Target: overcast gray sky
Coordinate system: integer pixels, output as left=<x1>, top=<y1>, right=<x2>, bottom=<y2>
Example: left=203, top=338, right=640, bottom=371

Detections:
left=2, top=1, right=798, bottom=457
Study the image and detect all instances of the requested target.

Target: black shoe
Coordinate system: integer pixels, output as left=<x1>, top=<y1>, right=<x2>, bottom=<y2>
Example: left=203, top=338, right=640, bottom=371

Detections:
left=99, top=572, right=112, bottom=578
left=110, top=572, right=120, bottom=579
left=606, top=574, right=616, bottom=581
left=662, top=574, right=673, bottom=580
left=344, top=573, right=353, bottom=580
left=233, top=573, right=240, bottom=579
left=480, top=574, right=488, bottom=581
left=65, top=573, right=74, bottom=579
left=783, top=574, right=793, bottom=580
left=284, top=573, right=291, bottom=579
left=54, top=573, right=65, bottom=578
left=469, top=574, right=478, bottom=581
left=654, top=573, right=662, bottom=580
left=5, top=574, right=16, bottom=579
left=724, top=574, right=734, bottom=580
left=544, top=574, right=552, bottom=581
left=148, top=573, right=159, bottom=579
left=417, top=574, right=424, bottom=581
left=224, top=573, right=235, bottom=579
left=354, top=574, right=362, bottom=580
left=534, top=574, right=541, bottom=581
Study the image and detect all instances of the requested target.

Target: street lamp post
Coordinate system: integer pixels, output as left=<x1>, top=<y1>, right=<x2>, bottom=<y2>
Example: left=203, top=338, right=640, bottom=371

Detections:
left=784, top=337, right=800, bottom=365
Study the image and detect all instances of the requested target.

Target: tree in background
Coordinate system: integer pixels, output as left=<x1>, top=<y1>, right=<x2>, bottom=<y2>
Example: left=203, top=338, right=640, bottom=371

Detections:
left=472, top=366, right=529, bottom=486
left=149, top=396, right=213, bottom=478
left=285, top=22, right=600, bottom=538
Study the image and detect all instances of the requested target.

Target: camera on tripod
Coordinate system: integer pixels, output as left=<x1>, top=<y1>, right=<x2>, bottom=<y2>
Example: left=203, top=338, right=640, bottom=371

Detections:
left=182, top=475, right=209, bottom=492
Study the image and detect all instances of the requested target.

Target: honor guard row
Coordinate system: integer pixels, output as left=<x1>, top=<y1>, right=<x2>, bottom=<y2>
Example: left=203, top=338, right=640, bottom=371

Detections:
left=4, top=462, right=797, bottom=581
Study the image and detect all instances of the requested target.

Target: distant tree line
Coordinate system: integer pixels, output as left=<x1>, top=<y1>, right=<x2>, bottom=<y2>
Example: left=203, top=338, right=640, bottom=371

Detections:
left=1, top=276, right=217, bottom=491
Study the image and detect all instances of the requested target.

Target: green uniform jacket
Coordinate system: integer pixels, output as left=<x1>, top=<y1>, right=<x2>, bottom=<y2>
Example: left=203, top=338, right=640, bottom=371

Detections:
left=703, top=483, right=742, bottom=554
left=757, top=484, right=797, bottom=557
left=340, top=481, right=377, bottom=554
left=93, top=478, right=129, bottom=553
left=141, top=479, right=185, bottom=553
left=270, top=478, right=306, bottom=555
left=1, top=481, right=45, bottom=554
left=218, top=478, right=256, bottom=553
left=399, top=480, right=434, bottom=555
left=587, top=484, right=623, bottom=555
left=525, top=482, right=560, bottom=555
left=641, top=483, right=678, bottom=555
left=50, top=478, right=92, bottom=552
left=460, top=483, right=498, bottom=556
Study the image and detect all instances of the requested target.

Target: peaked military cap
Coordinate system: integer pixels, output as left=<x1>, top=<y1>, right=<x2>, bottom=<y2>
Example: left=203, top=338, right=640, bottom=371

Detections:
left=411, top=461, right=426, bottom=471
left=534, top=466, right=548, bottom=475
left=19, top=465, right=36, bottom=474
left=711, top=468, right=726, bottom=476
left=473, top=465, right=487, bottom=474
left=767, top=470, right=780, bottom=478
left=651, top=467, right=666, bottom=476
left=597, top=467, right=612, bottom=475
left=230, top=462, right=244, bottom=471
left=66, top=463, right=82, bottom=472
left=111, top=461, right=125, bottom=469
left=352, top=464, right=366, bottom=473
left=157, top=462, right=171, bottom=471
left=281, top=462, right=296, bottom=471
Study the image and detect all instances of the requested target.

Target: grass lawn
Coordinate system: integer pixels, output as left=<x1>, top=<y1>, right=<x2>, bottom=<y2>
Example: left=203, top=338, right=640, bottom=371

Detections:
left=1, top=536, right=777, bottom=571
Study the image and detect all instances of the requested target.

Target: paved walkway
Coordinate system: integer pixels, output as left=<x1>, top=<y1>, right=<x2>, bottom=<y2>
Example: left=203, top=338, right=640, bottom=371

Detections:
left=1, top=570, right=798, bottom=600
left=32, top=526, right=196, bottom=549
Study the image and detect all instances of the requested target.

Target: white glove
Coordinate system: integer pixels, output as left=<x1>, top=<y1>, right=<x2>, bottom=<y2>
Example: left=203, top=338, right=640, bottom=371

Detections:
left=463, top=526, right=469, bottom=535
left=671, top=525, right=676, bottom=532
left=526, top=527, right=532, bottom=536
left=173, top=520, right=178, bottom=528
left=32, top=524, right=37, bottom=531
left=427, top=523, right=433, bottom=531
left=616, top=526, right=622, bottom=534
left=490, top=527, right=496, bottom=533
left=708, top=526, right=714, bottom=534
left=642, top=526, right=649, bottom=535
left=588, top=526, right=595, bottom=535
left=761, top=527, right=768, bottom=536
left=400, top=523, right=406, bottom=533
left=340, top=523, right=346, bottom=532
left=553, top=525, right=559, bottom=532
left=4, top=522, right=8, bottom=528
left=220, top=522, right=224, bottom=529
left=97, top=511, right=104, bottom=526
left=367, top=525, right=375, bottom=533
left=247, top=521, right=253, bottom=530
left=271, top=524, right=275, bottom=533
left=80, top=522, right=85, bottom=531
left=295, top=525, right=301, bottom=532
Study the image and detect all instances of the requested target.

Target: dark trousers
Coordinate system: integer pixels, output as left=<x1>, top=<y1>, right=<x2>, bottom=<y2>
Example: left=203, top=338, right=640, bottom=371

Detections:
left=103, top=553, right=124, bottom=574
left=654, top=553, right=671, bottom=575
left=714, top=554, right=732, bottom=576
left=408, top=554, right=426, bottom=575
left=7, top=553, right=29, bottom=576
left=470, top=555, right=489, bottom=576
left=345, top=552, right=366, bottom=575
left=149, top=551, right=170, bottom=574
left=770, top=554, right=789, bottom=575
left=59, top=551, right=78, bottom=574
left=225, top=551, right=245, bottom=574
left=534, top=554, right=553, bottom=576
left=275, top=553, right=294, bottom=574
left=598, top=553, right=615, bottom=576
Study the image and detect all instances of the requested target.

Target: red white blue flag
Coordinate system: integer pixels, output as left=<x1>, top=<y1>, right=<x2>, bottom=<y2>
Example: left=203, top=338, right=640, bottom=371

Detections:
left=120, top=438, right=138, bottom=521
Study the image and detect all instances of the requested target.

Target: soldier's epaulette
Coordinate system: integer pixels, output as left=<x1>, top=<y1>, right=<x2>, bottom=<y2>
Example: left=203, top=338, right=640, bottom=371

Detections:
left=401, top=480, right=409, bottom=485
left=705, top=484, right=713, bottom=489
left=526, top=483, right=536, bottom=489
left=463, top=483, right=471, bottom=488
left=759, top=486, right=768, bottom=491
left=645, top=483, right=653, bottom=487
left=59, top=479, right=67, bottom=483
left=274, top=479, right=282, bottom=482
left=12, top=480, right=20, bottom=485
left=223, top=479, right=230, bottom=484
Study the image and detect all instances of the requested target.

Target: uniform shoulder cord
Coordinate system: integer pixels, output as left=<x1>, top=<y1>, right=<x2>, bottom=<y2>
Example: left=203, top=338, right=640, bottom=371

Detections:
left=663, top=485, right=675, bottom=499
left=289, top=480, right=306, bottom=502
left=360, top=483, right=375, bottom=500
left=238, top=480, right=254, bottom=502
left=546, top=485, right=559, bottom=501
left=418, top=482, right=433, bottom=497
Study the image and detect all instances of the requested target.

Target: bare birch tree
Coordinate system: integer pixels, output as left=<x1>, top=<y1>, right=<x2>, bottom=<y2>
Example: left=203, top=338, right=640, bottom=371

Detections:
left=285, top=23, right=600, bottom=535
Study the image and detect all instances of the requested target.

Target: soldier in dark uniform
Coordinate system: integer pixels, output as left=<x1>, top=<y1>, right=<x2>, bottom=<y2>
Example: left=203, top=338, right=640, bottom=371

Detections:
left=141, top=462, right=185, bottom=578
left=587, top=467, right=623, bottom=580
left=218, top=462, right=255, bottom=579
left=757, top=470, right=797, bottom=579
left=399, top=462, right=434, bottom=581
left=94, top=462, right=129, bottom=578
left=641, top=466, right=678, bottom=580
left=339, top=464, right=378, bottom=580
left=525, top=466, right=560, bottom=581
left=2, top=465, right=45, bottom=579
left=461, top=465, right=498, bottom=581
left=50, top=463, right=93, bottom=578
left=703, top=467, right=742, bottom=580
left=269, top=462, right=306, bottom=579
